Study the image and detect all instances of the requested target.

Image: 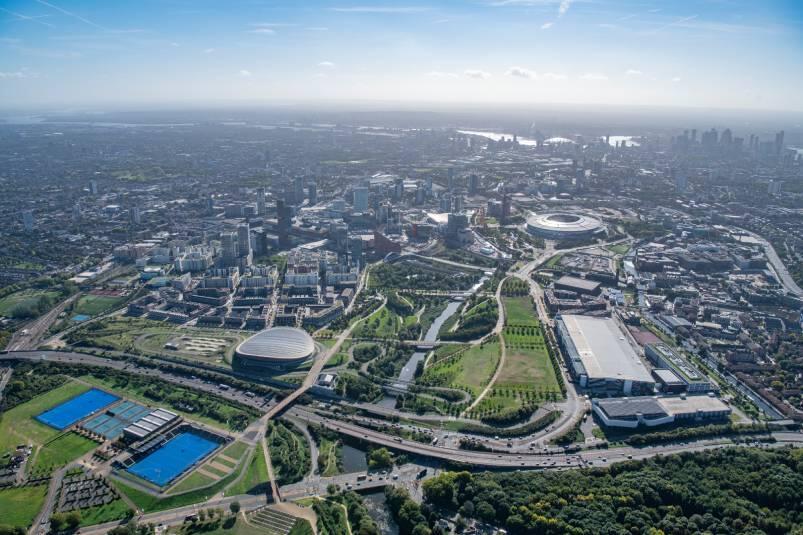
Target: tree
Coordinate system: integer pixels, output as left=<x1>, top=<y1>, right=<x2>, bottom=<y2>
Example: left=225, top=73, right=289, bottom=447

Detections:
left=367, top=447, right=393, bottom=469
left=50, top=513, right=67, bottom=533
left=229, top=501, right=241, bottom=514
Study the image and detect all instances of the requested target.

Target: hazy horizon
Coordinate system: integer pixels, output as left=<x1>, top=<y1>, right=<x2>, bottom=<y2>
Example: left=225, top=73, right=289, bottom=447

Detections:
left=1, top=0, right=802, bottom=111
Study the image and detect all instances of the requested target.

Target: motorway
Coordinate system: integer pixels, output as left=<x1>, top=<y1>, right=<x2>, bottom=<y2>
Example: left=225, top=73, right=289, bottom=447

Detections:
left=735, top=227, right=803, bottom=297
left=7, top=293, right=80, bottom=351
left=287, top=406, right=803, bottom=468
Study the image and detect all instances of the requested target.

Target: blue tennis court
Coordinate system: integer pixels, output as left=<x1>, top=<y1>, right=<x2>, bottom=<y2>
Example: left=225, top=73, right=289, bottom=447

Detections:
left=82, top=400, right=151, bottom=439
left=36, top=388, right=120, bottom=430
left=126, top=431, right=220, bottom=486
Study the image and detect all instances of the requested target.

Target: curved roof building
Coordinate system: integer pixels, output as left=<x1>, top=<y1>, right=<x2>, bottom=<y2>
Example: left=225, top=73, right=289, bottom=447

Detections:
left=526, top=212, right=605, bottom=239
left=235, top=326, right=315, bottom=367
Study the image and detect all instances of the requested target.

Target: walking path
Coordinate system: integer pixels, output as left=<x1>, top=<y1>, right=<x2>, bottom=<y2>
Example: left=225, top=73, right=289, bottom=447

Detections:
left=462, top=276, right=508, bottom=415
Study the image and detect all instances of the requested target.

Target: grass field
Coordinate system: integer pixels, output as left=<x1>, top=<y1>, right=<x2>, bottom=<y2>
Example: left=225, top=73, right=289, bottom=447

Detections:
left=72, top=294, right=125, bottom=317
left=69, top=316, right=245, bottom=365
left=0, top=485, right=49, bottom=528
left=544, top=254, right=564, bottom=269
left=419, top=340, right=500, bottom=398
left=169, top=471, right=217, bottom=494
left=227, top=446, right=268, bottom=495
left=503, top=296, right=539, bottom=326
left=32, top=432, right=97, bottom=471
left=218, top=441, right=249, bottom=462
left=470, top=323, right=562, bottom=418
left=352, top=306, right=401, bottom=339
left=0, top=381, right=89, bottom=457
left=606, top=243, right=631, bottom=255
left=499, top=325, right=561, bottom=394
left=0, top=289, right=59, bottom=317
left=77, top=498, right=131, bottom=527
left=318, top=436, right=342, bottom=477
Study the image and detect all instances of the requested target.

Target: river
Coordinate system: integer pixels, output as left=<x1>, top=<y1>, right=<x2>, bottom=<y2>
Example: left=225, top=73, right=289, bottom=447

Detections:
left=391, top=300, right=462, bottom=391
left=457, top=130, right=575, bottom=146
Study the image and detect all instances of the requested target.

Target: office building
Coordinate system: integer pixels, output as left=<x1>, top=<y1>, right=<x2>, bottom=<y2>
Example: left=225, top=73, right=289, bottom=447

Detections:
left=220, top=232, right=238, bottom=267
left=22, top=209, right=34, bottom=231
left=308, top=183, right=317, bottom=205
left=277, top=200, right=292, bottom=249
left=256, top=187, right=266, bottom=216
left=353, top=187, right=369, bottom=212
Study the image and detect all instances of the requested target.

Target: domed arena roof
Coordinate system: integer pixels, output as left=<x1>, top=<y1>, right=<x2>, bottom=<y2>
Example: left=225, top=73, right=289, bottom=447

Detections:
left=235, top=327, right=315, bottom=363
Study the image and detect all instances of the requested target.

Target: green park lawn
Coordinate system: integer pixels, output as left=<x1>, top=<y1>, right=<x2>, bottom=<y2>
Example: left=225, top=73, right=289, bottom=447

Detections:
left=77, top=498, right=132, bottom=527
left=318, top=437, right=342, bottom=477
left=420, top=339, right=500, bottom=398
left=169, top=471, right=217, bottom=495
left=0, top=289, right=59, bottom=317
left=503, top=296, right=539, bottom=326
left=227, top=447, right=268, bottom=496
left=500, top=326, right=562, bottom=395
left=606, top=243, right=631, bottom=255
left=0, top=381, right=89, bottom=457
left=32, top=432, right=98, bottom=472
left=352, top=306, right=400, bottom=339
left=72, top=294, right=125, bottom=317
left=0, top=484, right=49, bottom=528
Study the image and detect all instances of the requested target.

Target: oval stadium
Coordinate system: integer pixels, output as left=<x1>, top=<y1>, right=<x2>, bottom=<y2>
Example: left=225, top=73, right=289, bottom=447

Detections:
left=235, top=326, right=316, bottom=368
left=526, top=212, right=605, bottom=239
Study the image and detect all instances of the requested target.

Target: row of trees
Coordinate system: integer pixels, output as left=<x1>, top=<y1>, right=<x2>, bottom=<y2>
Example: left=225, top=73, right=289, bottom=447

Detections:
left=421, top=447, right=803, bottom=534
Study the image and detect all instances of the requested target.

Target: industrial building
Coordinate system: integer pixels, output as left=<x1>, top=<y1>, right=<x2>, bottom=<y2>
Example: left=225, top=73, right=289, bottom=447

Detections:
left=644, top=343, right=715, bottom=393
left=235, top=326, right=316, bottom=368
left=555, top=314, right=655, bottom=395
left=554, top=275, right=602, bottom=296
left=592, top=394, right=731, bottom=428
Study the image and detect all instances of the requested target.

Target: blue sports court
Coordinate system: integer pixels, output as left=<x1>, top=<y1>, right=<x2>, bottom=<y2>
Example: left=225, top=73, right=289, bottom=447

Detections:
left=36, top=388, right=120, bottom=430
left=126, top=431, right=220, bottom=486
left=82, top=400, right=151, bottom=439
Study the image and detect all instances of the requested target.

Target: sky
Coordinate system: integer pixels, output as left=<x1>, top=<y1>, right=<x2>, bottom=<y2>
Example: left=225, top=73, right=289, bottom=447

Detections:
left=0, top=0, right=802, bottom=111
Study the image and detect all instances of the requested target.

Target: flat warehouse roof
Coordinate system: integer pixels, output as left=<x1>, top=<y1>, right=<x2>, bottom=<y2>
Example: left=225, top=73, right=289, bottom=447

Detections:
left=556, top=275, right=600, bottom=291
left=560, top=315, right=653, bottom=383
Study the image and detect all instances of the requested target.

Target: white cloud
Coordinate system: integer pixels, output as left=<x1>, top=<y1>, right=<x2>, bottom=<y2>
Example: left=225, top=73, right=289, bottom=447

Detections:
left=625, top=69, right=642, bottom=76
left=170, top=42, right=180, bottom=47
left=464, top=69, right=491, bottom=79
left=0, top=70, right=29, bottom=79
left=306, top=27, right=329, bottom=31
left=542, top=72, right=568, bottom=80
left=506, top=66, right=536, bottom=79
left=581, top=72, right=608, bottom=80
left=427, top=71, right=458, bottom=78
left=671, top=76, right=681, bottom=82
left=248, top=28, right=275, bottom=34
left=203, top=48, right=215, bottom=54
left=541, top=22, right=553, bottom=29
left=318, top=61, right=336, bottom=68
left=490, top=0, right=573, bottom=17
left=331, top=6, right=431, bottom=13
left=239, top=69, right=252, bottom=77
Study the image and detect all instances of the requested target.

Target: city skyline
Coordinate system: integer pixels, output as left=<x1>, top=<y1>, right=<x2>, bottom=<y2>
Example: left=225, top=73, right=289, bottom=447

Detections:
left=1, top=0, right=802, bottom=110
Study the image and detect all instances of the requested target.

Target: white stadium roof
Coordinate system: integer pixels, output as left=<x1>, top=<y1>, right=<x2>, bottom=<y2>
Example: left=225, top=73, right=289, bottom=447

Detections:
left=236, top=326, right=315, bottom=362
